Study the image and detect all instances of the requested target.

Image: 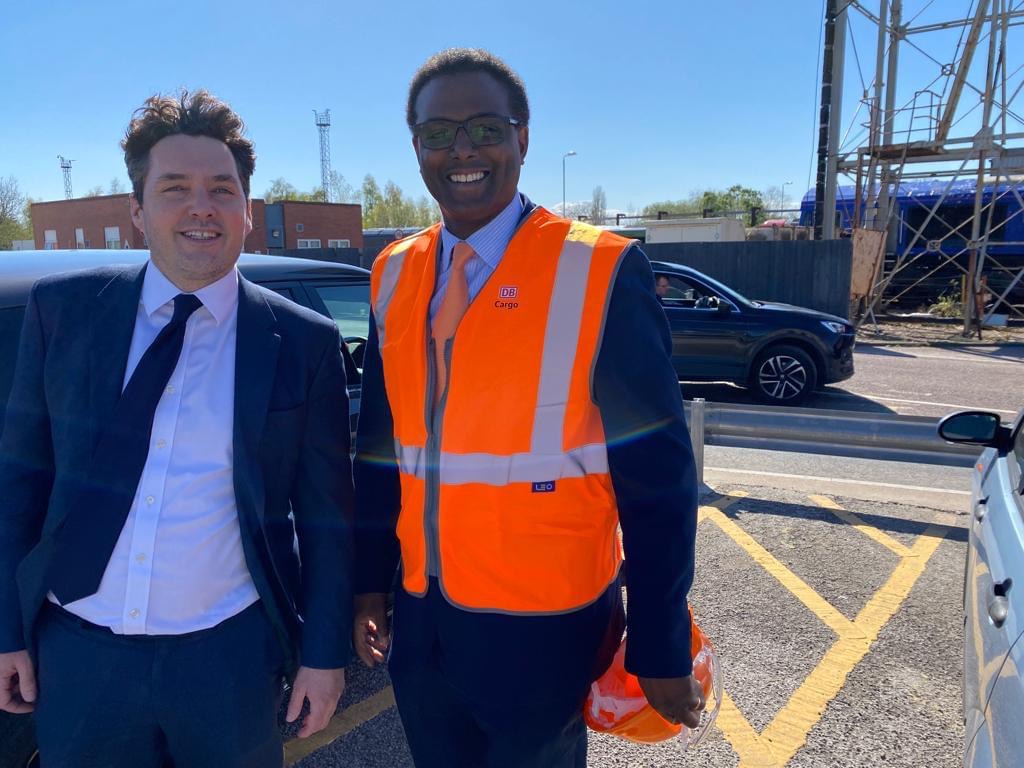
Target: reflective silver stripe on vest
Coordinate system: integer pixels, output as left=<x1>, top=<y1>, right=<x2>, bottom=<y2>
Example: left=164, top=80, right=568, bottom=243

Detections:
left=396, top=442, right=608, bottom=485
left=531, top=231, right=595, bottom=455
left=373, top=246, right=409, bottom=346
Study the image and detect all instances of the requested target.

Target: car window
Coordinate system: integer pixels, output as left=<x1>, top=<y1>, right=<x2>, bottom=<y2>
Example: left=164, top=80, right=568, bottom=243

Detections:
left=269, top=287, right=296, bottom=301
left=1013, top=418, right=1024, bottom=489
left=0, top=306, right=27, bottom=424
left=312, top=284, right=371, bottom=340
left=655, top=275, right=719, bottom=309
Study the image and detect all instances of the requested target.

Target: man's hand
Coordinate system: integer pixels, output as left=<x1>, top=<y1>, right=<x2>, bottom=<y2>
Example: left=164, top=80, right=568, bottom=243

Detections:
left=285, top=666, right=345, bottom=738
left=638, top=674, right=705, bottom=729
left=352, top=593, right=390, bottom=668
left=0, top=650, right=37, bottom=714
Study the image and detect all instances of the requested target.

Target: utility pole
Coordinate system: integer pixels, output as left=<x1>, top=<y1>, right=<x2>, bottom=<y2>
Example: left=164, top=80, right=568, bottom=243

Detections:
left=58, top=155, right=74, bottom=199
left=814, top=0, right=848, bottom=240
left=314, top=110, right=332, bottom=203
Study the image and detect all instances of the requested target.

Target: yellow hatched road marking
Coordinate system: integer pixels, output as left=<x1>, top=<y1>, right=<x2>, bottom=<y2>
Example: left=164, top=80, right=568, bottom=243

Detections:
left=284, top=686, right=396, bottom=765
left=701, top=492, right=952, bottom=768
left=701, top=499, right=859, bottom=638
left=808, top=494, right=912, bottom=557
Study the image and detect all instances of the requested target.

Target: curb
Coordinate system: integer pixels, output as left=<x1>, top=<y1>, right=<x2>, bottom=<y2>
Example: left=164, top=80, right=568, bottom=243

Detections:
left=855, top=340, right=1024, bottom=349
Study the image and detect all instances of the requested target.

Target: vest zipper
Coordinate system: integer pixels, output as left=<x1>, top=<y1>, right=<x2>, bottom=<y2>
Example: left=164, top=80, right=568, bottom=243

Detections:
left=423, top=336, right=450, bottom=580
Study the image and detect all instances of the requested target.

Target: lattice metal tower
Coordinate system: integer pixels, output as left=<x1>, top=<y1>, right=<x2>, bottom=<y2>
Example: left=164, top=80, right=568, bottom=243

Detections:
left=314, top=110, right=332, bottom=203
left=816, top=0, right=1024, bottom=335
left=58, top=155, right=74, bottom=199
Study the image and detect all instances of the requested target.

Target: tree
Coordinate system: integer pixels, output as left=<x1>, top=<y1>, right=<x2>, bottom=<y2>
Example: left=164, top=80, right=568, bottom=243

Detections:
left=0, top=177, right=32, bottom=250
left=361, top=175, right=382, bottom=222
left=109, top=177, right=125, bottom=194
left=640, top=185, right=769, bottom=224
left=327, top=171, right=359, bottom=204
left=589, top=185, right=607, bottom=225
left=84, top=185, right=104, bottom=198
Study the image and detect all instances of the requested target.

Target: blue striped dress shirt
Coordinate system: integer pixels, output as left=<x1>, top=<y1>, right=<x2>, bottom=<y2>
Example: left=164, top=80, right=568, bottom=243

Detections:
left=429, top=192, right=525, bottom=320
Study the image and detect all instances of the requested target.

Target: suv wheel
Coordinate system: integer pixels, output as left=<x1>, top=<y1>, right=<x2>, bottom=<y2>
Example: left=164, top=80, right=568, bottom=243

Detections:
left=750, top=345, right=817, bottom=405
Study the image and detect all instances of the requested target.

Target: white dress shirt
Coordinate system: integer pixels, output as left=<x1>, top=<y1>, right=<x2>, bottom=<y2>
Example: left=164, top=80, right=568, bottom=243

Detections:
left=54, top=261, right=259, bottom=635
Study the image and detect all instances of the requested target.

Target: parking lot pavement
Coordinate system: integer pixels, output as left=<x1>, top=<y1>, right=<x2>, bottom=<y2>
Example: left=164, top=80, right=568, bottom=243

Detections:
left=287, top=484, right=967, bottom=768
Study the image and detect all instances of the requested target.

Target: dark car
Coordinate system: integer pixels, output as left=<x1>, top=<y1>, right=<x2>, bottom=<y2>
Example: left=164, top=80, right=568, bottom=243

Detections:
left=652, top=261, right=856, bottom=405
left=0, top=249, right=371, bottom=768
left=937, top=408, right=1024, bottom=767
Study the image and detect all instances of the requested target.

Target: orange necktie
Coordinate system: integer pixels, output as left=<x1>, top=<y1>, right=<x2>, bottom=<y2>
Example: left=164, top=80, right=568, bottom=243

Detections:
left=432, top=241, right=475, bottom=407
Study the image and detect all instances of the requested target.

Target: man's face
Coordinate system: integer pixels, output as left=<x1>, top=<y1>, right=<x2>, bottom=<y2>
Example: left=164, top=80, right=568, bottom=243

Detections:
left=130, top=134, right=252, bottom=291
left=412, top=71, right=528, bottom=239
left=656, top=276, right=670, bottom=297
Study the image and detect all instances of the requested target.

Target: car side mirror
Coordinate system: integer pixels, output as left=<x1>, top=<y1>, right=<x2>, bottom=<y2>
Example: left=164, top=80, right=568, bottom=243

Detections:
left=717, top=300, right=732, bottom=314
left=937, top=411, right=1007, bottom=448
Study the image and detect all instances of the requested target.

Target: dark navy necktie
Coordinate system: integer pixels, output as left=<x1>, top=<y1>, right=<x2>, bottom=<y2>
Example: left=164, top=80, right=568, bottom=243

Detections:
left=49, top=293, right=203, bottom=605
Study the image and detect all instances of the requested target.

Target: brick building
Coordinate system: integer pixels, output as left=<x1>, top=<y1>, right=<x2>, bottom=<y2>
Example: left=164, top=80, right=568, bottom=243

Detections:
left=30, top=195, right=362, bottom=253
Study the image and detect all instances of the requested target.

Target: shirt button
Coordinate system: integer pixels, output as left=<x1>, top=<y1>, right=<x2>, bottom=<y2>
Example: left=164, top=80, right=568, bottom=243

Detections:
left=146, top=495, right=155, bottom=505
left=136, top=553, right=147, bottom=564
left=128, top=609, right=140, bottom=618
left=156, top=439, right=167, bottom=449
left=165, top=385, right=175, bottom=394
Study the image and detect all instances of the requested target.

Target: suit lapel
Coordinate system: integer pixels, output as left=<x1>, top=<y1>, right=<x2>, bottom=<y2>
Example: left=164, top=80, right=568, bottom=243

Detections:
left=88, top=264, right=147, bottom=429
left=233, top=277, right=280, bottom=524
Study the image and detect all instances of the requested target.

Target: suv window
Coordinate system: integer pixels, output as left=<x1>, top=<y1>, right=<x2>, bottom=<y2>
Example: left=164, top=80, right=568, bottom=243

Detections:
left=655, top=275, right=719, bottom=309
left=1013, top=417, right=1024, bottom=490
left=312, top=284, right=371, bottom=340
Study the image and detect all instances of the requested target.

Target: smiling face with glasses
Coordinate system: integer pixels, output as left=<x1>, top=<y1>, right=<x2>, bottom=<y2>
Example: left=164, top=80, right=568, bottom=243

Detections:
left=411, top=71, right=529, bottom=239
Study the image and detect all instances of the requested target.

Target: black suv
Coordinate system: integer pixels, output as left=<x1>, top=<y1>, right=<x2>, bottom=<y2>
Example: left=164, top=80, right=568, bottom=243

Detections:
left=653, top=261, right=856, bottom=405
left=0, top=249, right=370, bottom=768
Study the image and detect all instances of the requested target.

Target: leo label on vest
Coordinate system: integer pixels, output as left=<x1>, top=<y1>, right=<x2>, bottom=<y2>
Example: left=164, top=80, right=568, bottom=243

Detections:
left=532, top=481, right=556, bottom=493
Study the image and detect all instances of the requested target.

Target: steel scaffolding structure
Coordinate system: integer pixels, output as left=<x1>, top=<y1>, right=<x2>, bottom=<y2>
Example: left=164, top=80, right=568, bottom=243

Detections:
left=314, top=109, right=332, bottom=203
left=816, top=0, right=1024, bottom=334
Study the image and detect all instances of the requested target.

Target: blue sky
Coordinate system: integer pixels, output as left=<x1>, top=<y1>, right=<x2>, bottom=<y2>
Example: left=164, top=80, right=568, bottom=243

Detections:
left=0, top=1, right=971, bottom=213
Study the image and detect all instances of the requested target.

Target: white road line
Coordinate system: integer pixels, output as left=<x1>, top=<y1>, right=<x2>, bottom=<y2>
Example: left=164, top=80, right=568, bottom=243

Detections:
left=819, top=391, right=1019, bottom=414
left=863, top=349, right=1024, bottom=365
left=704, top=466, right=971, bottom=495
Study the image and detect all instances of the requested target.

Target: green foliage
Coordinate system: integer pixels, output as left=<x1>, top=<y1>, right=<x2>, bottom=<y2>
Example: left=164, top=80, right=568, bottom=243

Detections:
left=640, top=184, right=769, bottom=224
left=362, top=175, right=437, bottom=228
left=0, top=177, right=32, bottom=249
left=928, top=291, right=963, bottom=318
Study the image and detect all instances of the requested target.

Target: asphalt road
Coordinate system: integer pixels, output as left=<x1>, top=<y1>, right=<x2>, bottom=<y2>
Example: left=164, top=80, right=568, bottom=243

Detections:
left=287, top=482, right=967, bottom=768
left=682, top=343, right=1024, bottom=418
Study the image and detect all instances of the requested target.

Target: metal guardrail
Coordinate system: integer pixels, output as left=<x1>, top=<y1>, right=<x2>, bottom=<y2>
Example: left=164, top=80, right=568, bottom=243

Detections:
left=684, top=398, right=978, bottom=480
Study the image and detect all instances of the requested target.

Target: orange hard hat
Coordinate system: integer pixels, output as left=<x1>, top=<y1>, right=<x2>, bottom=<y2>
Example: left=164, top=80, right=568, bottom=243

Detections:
left=584, top=608, right=721, bottom=745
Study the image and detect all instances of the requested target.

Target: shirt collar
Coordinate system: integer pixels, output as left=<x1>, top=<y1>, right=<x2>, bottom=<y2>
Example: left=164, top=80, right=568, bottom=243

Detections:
left=141, top=260, right=239, bottom=326
left=440, top=192, right=524, bottom=270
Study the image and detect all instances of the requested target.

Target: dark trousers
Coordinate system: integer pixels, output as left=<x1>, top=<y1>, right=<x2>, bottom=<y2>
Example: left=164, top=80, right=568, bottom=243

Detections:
left=388, top=579, right=624, bottom=768
left=34, top=602, right=285, bottom=768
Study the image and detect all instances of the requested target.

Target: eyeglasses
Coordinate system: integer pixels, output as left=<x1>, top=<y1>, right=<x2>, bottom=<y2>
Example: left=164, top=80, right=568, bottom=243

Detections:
left=412, top=114, right=524, bottom=150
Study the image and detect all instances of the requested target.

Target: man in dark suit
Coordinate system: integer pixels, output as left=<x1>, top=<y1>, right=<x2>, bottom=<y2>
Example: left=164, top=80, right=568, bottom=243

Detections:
left=0, top=90, right=353, bottom=767
left=352, top=49, right=703, bottom=766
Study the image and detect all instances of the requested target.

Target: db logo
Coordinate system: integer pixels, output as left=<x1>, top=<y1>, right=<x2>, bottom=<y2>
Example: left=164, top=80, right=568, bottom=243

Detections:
left=499, top=286, right=518, bottom=298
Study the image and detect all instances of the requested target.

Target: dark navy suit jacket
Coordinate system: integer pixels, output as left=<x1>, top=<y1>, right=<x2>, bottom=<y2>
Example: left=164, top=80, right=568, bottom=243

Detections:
left=0, top=264, right=354, bottom=672
left=354, top=203, right=698, bottom=705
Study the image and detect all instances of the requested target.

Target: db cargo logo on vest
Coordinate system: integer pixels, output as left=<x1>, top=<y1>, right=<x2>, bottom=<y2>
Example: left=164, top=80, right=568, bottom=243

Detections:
left=495, top=286, right=519, bottom=309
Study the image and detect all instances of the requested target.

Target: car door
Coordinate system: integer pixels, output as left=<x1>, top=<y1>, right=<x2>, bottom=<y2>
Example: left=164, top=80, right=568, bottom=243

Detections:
left=655, top=273, right=747, bottom=381
left=965, top=409, right=1024, bottom=767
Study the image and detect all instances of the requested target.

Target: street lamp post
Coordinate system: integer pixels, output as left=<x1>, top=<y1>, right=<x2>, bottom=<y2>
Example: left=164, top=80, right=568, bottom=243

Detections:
left=562, top=150, right=577, bottom=218
left=781, top=180, right=794, bottom=212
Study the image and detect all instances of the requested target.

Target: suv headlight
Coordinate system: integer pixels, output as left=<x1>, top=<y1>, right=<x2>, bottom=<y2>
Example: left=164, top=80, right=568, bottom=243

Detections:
left=821, top=320, right=849, bottom=334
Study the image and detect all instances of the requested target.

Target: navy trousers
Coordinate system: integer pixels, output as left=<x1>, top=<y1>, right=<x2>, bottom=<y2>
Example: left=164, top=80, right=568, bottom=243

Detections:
left=388, top=579, right=624, bottom=768
left=33, top=602, right=285, bottom=768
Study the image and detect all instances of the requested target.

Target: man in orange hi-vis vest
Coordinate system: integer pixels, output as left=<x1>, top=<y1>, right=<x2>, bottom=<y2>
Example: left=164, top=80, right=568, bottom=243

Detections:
left=353, top=48, right=704, bottom=766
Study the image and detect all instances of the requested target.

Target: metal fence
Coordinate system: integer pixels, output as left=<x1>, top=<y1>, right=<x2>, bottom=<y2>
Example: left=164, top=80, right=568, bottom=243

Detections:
left=643, top=239, right=853, bottom=319
left=684, top=399, right=976, bottom=482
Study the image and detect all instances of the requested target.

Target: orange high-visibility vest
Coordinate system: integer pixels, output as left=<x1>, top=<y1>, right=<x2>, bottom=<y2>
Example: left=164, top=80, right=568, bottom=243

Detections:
left=370, top=207, right=634, bottom=614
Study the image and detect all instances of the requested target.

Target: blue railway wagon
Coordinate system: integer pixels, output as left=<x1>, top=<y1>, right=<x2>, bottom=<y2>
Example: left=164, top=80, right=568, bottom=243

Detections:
left=800, top=181, right=1024, bottom=310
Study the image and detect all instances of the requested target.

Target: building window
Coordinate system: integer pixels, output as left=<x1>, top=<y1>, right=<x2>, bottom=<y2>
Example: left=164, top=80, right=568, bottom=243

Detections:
left=44, top=230, right=58, bottom=250
left=328, top=239, right=350, bottom=248
left=75, top=228, right=86, bottom=248
left=297, top=239, right=321, bottom=249
left=104, top=226, right=121, bottom=250
left=296, top=223, right=305, bottom=232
